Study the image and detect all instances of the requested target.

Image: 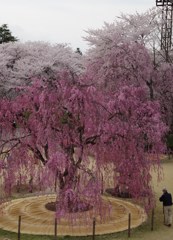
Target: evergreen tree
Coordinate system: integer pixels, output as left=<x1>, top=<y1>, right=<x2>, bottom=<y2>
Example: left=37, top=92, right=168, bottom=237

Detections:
left=76, top=47, right=82, bottom=55
left=0, top=24, right=18, bottom=44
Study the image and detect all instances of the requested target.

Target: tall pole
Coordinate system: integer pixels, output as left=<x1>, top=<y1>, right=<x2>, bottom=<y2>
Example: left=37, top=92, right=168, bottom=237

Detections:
left=156, top=0, right=173, bottom=62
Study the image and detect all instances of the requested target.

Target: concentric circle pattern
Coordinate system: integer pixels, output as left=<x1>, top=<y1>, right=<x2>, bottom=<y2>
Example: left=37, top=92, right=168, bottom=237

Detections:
left=0, top=195, right=146, bottom=236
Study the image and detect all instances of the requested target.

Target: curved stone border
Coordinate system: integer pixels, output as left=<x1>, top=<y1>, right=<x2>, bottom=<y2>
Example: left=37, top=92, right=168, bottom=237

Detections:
left=0, top=195, right=147, bottom=236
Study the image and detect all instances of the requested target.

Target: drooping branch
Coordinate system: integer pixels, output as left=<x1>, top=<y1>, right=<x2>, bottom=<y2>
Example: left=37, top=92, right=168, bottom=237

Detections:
left=27, top=144, right=47, bottom=165
left=85, top=135, right=98, bottom=145
left=0, top=133, right=31, bottom=155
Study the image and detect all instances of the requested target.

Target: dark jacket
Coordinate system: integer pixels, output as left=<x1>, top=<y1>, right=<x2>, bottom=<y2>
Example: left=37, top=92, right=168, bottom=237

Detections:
left=159, top=192, right=173, bottom=206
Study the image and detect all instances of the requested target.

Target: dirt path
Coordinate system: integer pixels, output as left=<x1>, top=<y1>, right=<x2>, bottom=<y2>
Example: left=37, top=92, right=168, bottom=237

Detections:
left=112, top=158, right=173, bottom=240
left=146, top=159, right=173, bottom=240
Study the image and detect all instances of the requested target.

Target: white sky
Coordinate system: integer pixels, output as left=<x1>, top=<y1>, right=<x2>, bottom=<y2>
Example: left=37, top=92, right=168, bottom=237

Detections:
left=0, top=0, right=155, bottom=52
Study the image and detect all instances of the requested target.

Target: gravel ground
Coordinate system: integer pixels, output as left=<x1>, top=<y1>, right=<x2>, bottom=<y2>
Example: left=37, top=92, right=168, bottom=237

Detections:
left=114, top=157, right=173, bottom=240
left=0, top=157, right=173, bottom=240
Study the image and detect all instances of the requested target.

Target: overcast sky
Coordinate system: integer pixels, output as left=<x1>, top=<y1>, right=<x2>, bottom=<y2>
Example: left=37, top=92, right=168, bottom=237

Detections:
left=0, top=0, right=155, bottom=52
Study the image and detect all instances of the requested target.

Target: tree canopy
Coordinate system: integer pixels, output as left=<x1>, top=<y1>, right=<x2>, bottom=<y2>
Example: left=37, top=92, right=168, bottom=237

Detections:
left=85, top=8, right=173, bottom=132
left=0, top=7, right=170, bottom=221
left=0, top=41, right=83, bottom=97
left=0, top=65, right=166, bottom=218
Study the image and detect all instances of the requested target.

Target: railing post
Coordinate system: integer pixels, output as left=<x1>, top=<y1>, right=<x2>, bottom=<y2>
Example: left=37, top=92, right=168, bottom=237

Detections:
left=18, top=215, right=21, bottom=240
left=151, top=208, right=154, bottom=231
left=54, top=217, right=57, bottom=240
left=92, top=217, right=96, bottom=240
left=128, top=213, right=131, bottom=238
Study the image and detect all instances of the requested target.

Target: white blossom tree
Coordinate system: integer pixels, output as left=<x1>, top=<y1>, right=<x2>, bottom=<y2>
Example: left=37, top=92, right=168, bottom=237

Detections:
left=0, top=41, right=84, bottom=97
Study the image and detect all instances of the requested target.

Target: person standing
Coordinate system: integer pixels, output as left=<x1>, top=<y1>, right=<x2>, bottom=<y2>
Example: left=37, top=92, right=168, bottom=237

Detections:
left=159, top=188, right=173, bottom=227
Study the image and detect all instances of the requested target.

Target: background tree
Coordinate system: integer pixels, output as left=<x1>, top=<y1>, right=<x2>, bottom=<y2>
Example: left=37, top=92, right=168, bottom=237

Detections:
left=116, top=8, right=173, bottom=133
left=84, top=7, right=173, bottom=133
left=85, top=35, right=154, bottom=97
left=0, top=41, right=84, bottom=97
left=0, top=24, right=18, bottom=44
left=75, top=47, right=82, bottom=55
left=154, top=63, right=173, bottom=132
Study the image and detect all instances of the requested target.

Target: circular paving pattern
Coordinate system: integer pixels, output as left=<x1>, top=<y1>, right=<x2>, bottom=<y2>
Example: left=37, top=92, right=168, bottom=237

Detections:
left=0, top=195, right=147, bottom=236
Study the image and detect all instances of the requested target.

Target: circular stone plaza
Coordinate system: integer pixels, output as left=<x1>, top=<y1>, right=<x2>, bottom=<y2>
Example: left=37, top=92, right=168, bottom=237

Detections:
left=0, top=194, right=146, bottom=236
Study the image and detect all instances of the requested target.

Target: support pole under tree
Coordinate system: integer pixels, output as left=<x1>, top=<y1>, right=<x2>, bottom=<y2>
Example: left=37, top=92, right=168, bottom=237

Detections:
left=18, top=215, right=21, bottom=240
left=151, top=208, right=154, bottom=231
left=54, top=217, right=57, bottom=240
left=128, top=213, right=131, bottom=238
left=92, top=217, right=96, bottom=240
left=101, top=172, right=104, bottom=194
